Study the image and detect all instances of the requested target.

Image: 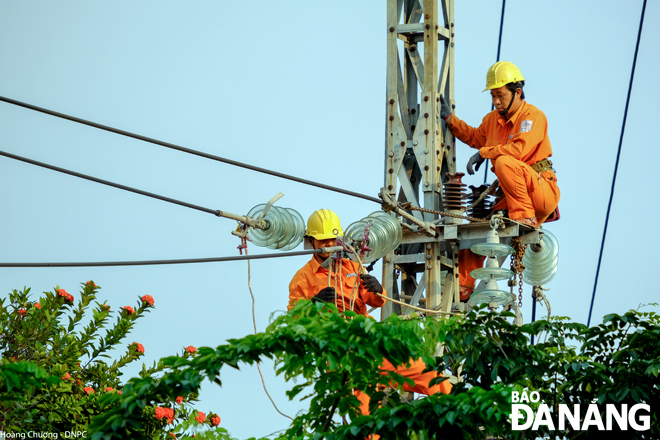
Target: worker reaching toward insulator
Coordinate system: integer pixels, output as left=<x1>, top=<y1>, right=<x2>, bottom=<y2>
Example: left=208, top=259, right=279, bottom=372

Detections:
left=440, top=61, right=560, bottom=228
left=288, top=209, right=385, bottom=315
left=288, top=209, right=452, bottom=421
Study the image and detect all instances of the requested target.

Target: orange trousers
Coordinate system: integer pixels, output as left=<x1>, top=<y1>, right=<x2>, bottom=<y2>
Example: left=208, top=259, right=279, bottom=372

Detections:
left=458, top=250, right=485, bottom=300
left=491, top=155, right=560, bottom=223
left=354, top=358, right=452, bottom=416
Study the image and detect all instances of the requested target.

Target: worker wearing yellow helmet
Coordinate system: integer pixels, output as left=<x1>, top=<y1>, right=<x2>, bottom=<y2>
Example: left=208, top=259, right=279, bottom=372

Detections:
left=288, top=209, right=451, bottom=418
left=288, top=209, right=385, bottom=315
left=440, top=61, right=560, bottom=228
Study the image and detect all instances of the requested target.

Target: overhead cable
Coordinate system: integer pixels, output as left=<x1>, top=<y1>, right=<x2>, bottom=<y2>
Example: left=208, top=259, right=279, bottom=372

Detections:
left=587, top=0, right=647, bottom=327
left=0, top=149, right=220, bottom=216
left=483, top=0, right=506, bottom=184
left=0, top=247, right=344, bottom=268
left=0, top=95, right=381, bottom=204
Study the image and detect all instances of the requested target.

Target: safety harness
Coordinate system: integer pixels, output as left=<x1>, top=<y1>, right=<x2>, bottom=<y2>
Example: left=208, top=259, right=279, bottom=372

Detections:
left=531, top=158, right=553, bottom=174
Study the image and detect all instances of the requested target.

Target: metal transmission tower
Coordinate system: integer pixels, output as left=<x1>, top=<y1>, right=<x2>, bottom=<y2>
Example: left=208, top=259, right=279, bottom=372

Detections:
left=381, top=0, right=458, bottom=319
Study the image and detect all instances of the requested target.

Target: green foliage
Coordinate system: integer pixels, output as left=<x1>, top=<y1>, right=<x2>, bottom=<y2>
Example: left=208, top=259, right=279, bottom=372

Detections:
left=0, top=360, right=60, bottom=400
left=5, top=283, right=658, bottom=439
left=0, top=283, right=227, bottom=439
left=90, top=301, right=660, bottom=439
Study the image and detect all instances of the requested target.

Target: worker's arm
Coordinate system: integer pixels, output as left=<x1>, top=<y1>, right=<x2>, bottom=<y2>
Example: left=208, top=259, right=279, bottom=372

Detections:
left=479, top=110, right=548, bottom=161
left=447, top=113, right=488, bottom=150
left=360, top=274, right=386, bottom=308
left=288, top=275, right=313, bottom=311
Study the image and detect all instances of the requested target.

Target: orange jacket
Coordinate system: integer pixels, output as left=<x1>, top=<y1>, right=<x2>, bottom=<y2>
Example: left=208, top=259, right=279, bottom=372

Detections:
left=447, top=101, right=552, bottom=166
left=288, top=257, right=386, bottom=316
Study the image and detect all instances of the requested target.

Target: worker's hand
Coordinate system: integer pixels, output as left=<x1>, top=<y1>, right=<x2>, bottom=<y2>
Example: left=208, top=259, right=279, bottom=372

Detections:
left=466, top=151, right=486, bottom=175
left=360, top=274, right=383, bottom=294
left=439, top=95, right=452, bottom=121
left=313, top=287, right=336, bottom=303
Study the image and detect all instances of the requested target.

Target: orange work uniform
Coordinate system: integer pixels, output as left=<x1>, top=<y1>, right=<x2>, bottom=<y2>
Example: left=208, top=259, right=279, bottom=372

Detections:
left=289, top=257, right=452, bottom=417
left=447, top=100, right=560, bottom=223
left=458, top=250, right=485, bottom=300
left=288, top=257, right=385, bottom=314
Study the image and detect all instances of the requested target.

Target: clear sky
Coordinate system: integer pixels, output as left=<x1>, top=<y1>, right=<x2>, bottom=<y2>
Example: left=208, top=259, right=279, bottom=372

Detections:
left=0, top=1, right=658, bottom=438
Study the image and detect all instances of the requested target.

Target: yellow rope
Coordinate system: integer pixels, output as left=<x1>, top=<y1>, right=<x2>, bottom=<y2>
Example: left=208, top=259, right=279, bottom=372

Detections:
left=342, top=243, right=464, bottom=317
left=374, top=292, right=464, bottom=316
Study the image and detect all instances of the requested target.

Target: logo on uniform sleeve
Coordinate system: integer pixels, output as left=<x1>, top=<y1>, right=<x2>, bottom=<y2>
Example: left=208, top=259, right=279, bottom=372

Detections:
left=520, top=120, right=534, bottom=132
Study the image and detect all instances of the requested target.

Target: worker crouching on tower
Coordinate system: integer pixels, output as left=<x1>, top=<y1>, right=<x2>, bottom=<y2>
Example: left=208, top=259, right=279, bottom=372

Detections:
left=288, top=209, right=451, bottom=418
left=440, top=61, right=560, bottom=228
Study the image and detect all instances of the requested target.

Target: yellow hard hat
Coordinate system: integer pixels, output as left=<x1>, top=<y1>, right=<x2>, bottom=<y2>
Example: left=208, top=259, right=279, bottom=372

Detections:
left=305, top=209, right=343, bottom=240
left=483, top=61, right=525, bottom=92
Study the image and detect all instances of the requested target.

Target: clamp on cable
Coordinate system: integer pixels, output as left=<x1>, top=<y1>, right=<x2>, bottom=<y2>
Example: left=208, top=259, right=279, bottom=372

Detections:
left=230, top=192, right=286, bottom=252
left=378, top=188, right=436, bottom=236
left=359, top=221, right=373, bottom=258
left=532, top=286, right=551, bottom=318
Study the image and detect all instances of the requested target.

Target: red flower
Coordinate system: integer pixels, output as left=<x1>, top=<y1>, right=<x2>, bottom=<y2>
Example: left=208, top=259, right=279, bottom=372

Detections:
left=102, top=304, right=110, bottom=311
left=62, top=373, right=71, bottom=380
left=141, top=295, right=155, bottom=306
left=105, top=387, right=114, bottom=392
left=83, top=387, right=94, bottom=394
left=34, top=302, right=41, bottom=309
left=86, top=281, right=98, bottom=288
left=132, top=342, right=145, bottom=354
left=210, top=415, right=221, bottom=426
left=123, top=306, right=134, bottom=315
left=195, top=411, right=206, bottom=423
left=155, top=407, right=175, bottom=424
left=175, top=396, right=183, bottom=405
left=117, top=390, right=122, bottom=395
left=18, top=308, right=26, bottom=316
left=185, top=346, right=197, bottom=354
left=58, top=288, right=74, bottom=302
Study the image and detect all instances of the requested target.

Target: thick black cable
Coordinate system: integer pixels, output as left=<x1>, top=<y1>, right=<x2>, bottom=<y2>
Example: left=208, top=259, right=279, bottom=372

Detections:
left=0, top=149, right=220, bottom=216
left=588, top=0, right=647, bottom=327
left=0, top=95, right=381, bottom=204
left=483, top=0, right=506, bottom=184
left=0, top=248, right=334, bottom=268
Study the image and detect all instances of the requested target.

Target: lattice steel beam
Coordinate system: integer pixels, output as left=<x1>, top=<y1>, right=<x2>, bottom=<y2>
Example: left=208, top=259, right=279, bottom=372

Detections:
left=382, top=0, right=456, bottom=319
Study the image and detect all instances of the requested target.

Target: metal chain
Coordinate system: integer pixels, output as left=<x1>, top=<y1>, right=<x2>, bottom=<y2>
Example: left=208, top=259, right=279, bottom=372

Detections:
left=408, top=205, right=489, bottom=223
left=509, top=237, right=527, bottom=307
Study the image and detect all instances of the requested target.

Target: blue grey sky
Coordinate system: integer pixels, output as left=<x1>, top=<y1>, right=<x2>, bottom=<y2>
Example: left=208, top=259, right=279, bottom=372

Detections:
left=0, top=1, right=658, bottom=438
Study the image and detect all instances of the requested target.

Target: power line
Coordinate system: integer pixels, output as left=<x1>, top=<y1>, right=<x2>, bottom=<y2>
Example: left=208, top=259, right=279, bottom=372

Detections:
left=0, top=149, right=220, bottom=216
left=483, top=0, right=506, bottom=184
left=0, top=95, right=382, bottom=205
left=587, top=0, right=647, bottom=327
left=0, top=247, right=342, bottom=268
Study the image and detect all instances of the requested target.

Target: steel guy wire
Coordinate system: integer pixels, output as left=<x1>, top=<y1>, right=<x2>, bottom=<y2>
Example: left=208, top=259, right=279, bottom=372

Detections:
left=587, top=0, right=647, bottom=327
left=0, top=95, right=382, bottom=205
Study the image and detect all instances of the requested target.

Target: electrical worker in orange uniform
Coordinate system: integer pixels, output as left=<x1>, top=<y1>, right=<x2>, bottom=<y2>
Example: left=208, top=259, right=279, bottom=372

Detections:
left=288, top=209, right=452, bottom=417
left=440, top=61, right=560, bottom=295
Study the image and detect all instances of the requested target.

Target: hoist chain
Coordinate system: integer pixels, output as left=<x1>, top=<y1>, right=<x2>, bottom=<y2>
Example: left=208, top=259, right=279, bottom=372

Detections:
left=509, top=237, right=527, bottom=307
left=407, top=205, right=489, bottom=223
